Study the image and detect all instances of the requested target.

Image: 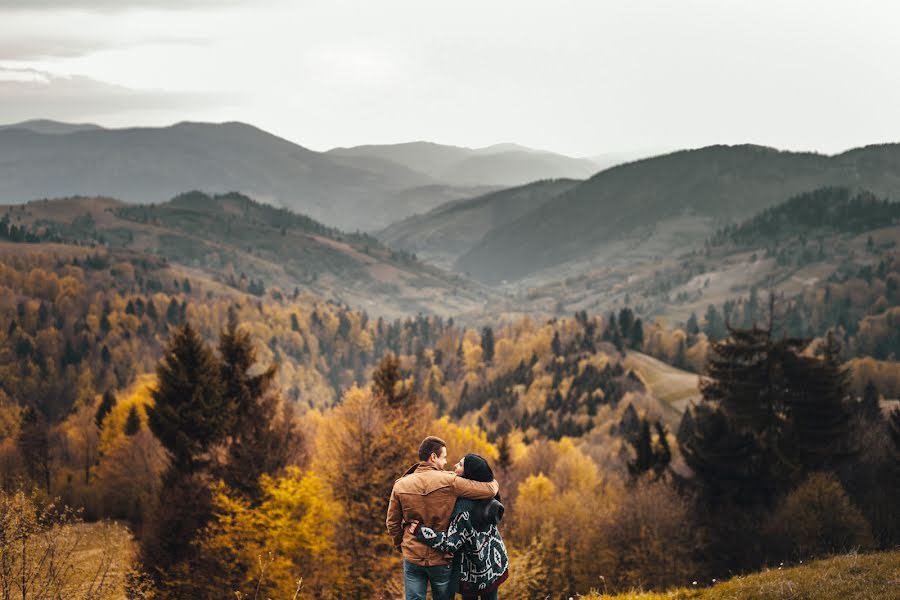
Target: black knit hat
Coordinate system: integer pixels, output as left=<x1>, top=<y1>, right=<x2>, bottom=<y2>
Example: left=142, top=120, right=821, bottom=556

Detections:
left=462, top=453, right=494, bottom=482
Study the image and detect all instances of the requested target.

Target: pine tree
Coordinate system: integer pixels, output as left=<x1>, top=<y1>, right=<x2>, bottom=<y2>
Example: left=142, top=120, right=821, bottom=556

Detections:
left=17, top=406, right=51, bottom=494
left=481, top=326, right=495, bottom=364
left=787, top=331, right=854, bottom=469
left=141, top=323, right=234, bottom=591
left=630, top=318, right=644, bottom=349
left=551, top=331, right=562, bottom=356
left=861, top=380, right=882, bottom=421
left=124, top=404, right=141, bottom=436
left=218, top=312, right=293, bottom=501
left=496, top=434, right=512, bottom=471
left=627, top=417, right=671, bottom=480
left=372, top=353, right=411, bottom=407
left=678, top=402, right=765, bottom=502
left=146, top=322, right=232, bottom=474
left=95, top=389, right=117, bottom=428
left=685, top=317, right=806, bottom=502
left=686, top=312, right=700, bottom=337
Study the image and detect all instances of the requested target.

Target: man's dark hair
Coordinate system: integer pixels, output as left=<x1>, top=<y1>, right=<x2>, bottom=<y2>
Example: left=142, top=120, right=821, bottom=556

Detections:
left=418, top=436, right=446, bottom=461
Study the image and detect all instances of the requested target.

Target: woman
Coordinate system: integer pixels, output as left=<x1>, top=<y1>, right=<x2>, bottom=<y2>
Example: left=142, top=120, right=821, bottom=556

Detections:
left=409, top=454, right=509, bottom=600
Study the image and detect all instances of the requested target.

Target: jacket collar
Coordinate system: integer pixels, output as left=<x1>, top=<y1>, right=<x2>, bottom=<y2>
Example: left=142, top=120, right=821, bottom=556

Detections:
left=414, top=462, right=442, bottom=473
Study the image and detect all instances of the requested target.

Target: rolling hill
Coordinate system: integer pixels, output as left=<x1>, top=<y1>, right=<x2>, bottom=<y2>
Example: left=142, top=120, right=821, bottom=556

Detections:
left=456, top=144, right=900, bottom=283
left=2, top=192, right=496, bottom=318
left=377, top=178, right=579, bottom=269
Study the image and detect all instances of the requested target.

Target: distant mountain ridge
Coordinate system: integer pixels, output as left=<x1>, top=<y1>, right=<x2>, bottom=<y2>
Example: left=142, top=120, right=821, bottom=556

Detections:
left=456, top=143, right=900, bottom=282
left=0, top=120, right=616, bottom=232
left=0, top=119, right=103, bottom=135
left=327, top=141, right=601, bottom=186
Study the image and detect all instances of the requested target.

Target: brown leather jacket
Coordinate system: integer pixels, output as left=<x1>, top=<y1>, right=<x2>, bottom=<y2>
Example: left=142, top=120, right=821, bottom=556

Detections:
left=386, top=463, right=500, bottom=566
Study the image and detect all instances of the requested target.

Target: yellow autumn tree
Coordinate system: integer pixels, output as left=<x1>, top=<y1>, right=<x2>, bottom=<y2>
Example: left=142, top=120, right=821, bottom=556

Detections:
left=313, top=375, right=427, bottom=599
left=198, top=467, right=341, bottom=598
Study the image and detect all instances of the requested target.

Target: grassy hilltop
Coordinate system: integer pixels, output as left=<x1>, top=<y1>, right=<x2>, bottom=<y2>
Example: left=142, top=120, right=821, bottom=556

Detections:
left=585, top=550, right=900, bottom=600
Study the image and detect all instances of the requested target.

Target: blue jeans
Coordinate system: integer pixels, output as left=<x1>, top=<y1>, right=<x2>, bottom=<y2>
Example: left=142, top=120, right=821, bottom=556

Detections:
left=403, top=560, right=453, bottom=600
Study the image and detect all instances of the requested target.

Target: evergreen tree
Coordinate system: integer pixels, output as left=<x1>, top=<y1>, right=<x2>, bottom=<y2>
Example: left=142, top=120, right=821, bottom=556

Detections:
left=787, top=331, right=854, bottom=469
left=678, top=402, right=765, bottom=502
left=141, top=323, right=234, bottom=591
left=496, top=434, right=512, bottom=471
left=685, top=322, right=804, bottom=502
left=618, top=308, right=635, bottom=342
left=630, top=318, right=644, bottom=349
left=124, top=404, right=141, bottom=436
left=686, top=313, right=700, bottom=337
left=146, top=323, right=232, bottom=474
left=481, top=326, right=495, bottom=364
left=372, top=353, right=412, bottom=407
left=627, top=417, right=671, bottom=481
left=17, top=406, right=51, bottom=494
left=704, top=304, right=726, bottom=341
left=551, top=331, right=562, bottom=357
left=95, top=389, right=117, bottom=428
left=861, top=380, right=882, bottom=422
left=218, top=312, right=293, bottom=501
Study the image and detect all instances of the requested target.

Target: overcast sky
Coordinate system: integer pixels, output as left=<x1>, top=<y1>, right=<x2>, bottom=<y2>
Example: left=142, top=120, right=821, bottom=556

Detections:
left=1, top=0, right=899, bottom=157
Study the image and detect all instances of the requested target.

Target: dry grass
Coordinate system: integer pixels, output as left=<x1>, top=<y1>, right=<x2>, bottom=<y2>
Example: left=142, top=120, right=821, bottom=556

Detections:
left=623, top=351, right=700, bottom=423
left=582, top=550, right=900, bottom=600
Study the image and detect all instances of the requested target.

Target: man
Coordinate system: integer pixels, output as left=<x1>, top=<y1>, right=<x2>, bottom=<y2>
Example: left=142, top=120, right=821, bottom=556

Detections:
left=387, top=436, right=500, bottom=600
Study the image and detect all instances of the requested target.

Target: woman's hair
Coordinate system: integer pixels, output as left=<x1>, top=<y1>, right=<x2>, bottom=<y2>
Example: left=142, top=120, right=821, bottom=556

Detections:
left=461, top=453, right=494, bottom=482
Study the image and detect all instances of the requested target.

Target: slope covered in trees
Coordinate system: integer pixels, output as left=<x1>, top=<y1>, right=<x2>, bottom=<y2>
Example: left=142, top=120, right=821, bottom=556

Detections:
left=378, top=178, right=579, bottom=269
left=457, top=144, right=900, bottom=282
left=2, top=193, right=493, bottom=317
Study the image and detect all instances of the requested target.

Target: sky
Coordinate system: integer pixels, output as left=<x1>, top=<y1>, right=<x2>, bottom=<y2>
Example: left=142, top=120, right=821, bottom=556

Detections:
left=1, top=0, right=899, bottom=157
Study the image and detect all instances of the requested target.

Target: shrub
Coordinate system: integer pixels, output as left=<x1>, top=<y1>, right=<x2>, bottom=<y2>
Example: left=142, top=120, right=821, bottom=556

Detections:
left=763, top=472, right=874, bottom=561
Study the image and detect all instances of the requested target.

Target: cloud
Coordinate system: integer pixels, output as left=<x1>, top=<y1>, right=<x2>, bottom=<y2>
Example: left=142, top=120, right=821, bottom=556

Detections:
left=1, top=0, right=249, bottom=11
left=0, top=67, right=239, bottom=123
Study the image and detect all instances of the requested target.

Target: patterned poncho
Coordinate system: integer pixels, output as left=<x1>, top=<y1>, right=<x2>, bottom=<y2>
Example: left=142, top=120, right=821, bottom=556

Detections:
left=415, top=497, right=509, bottom=596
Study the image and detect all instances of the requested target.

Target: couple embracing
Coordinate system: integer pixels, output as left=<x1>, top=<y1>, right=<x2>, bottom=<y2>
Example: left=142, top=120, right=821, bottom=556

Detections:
left=386, top=436, right=510, bottom=600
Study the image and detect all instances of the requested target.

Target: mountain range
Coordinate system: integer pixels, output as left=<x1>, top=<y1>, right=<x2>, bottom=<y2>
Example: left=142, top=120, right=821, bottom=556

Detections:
left=0, top=120, right=605, bottom=231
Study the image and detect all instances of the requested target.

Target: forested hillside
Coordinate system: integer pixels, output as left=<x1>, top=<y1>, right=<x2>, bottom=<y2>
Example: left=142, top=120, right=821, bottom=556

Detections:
left=1, top=193, right=493, bottom=317
left=378, top=178, right=579, bottom=269
left=457, top=144, right=900, bottom=282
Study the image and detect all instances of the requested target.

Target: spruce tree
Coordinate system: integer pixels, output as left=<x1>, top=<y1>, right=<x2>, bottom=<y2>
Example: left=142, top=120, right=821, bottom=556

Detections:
left=678, top=402, right=765, bottom=502
left=630, top=318, right=644, bottom=349
left=17, top=406, right=51, bottom=494
left=684, top=317, right=806, bottom=501
left=481, top=326, right=495, bottom=364
left=786, top=331, right=853, bottom=469
left=95, top=389, right=117, bottom=428
left=626, top=417, right=671, bottom=481
left=146, top=322, right=231, bottom=474
left=372, top=353, right=411, bottom=407
left=218, top=312, right=292, bottom=501
left=861, top=380, right=882, bottom=421
left=124, top=404, right=141, bottom=436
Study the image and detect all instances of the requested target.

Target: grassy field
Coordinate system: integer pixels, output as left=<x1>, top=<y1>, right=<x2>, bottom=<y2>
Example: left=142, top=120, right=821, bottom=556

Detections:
left=623, top=351, right=700, bottom=424
left=582, top=551, right=900, bottom=600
